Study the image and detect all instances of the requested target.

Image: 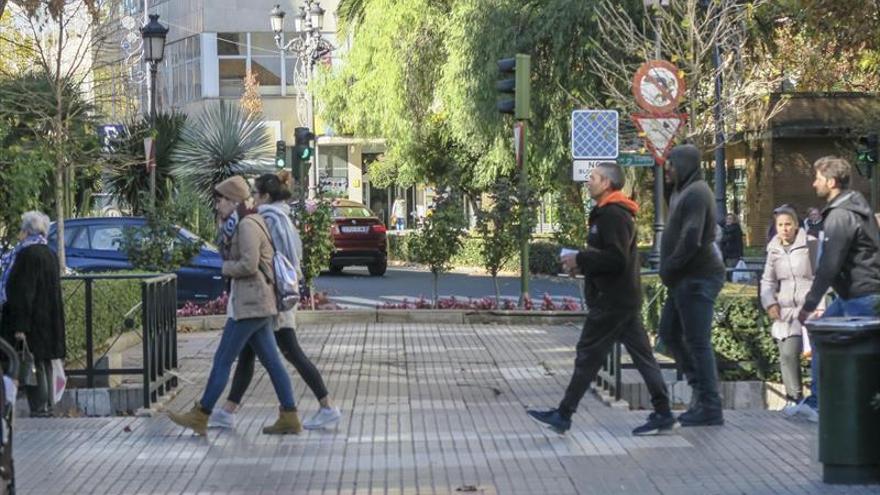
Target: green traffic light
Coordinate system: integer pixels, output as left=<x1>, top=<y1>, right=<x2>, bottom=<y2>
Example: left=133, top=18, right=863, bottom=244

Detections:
left=298, top=147, right=313, bottom=160
left=275, top=158, right=285, bottom=169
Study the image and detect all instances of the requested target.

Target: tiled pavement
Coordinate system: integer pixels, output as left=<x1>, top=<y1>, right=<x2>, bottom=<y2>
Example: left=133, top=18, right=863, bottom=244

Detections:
left=13, top=322, right=878, bottom=494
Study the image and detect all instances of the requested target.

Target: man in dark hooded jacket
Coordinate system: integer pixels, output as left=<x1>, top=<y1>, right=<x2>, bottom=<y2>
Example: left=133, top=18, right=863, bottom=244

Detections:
left=659, top=144, right=727, bottom=426
left=527, top=163, right=676, bottom=436
left=795, top=156, right=880, bottom=419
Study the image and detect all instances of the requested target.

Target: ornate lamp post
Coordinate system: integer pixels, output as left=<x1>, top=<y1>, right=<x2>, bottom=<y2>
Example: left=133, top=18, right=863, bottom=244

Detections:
left=140, top=14, right=169, bottom=208
left=270, top=2, right=334, bottom=199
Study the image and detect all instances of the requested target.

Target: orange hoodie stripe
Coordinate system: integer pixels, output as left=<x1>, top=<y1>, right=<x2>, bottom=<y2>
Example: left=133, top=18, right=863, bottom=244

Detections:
left=597, top=190, right=639, bottom=215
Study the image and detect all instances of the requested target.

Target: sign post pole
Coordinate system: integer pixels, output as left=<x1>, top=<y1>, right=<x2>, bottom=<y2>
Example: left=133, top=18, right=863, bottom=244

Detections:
left=514, top=121, right=529, bottom=303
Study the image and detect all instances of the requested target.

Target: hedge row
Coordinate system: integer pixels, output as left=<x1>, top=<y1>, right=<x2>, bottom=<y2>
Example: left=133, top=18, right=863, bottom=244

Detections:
left=388, top=234, right=563, bottom=275
left=62, top=276, right=144, bottom=363
left=641, top=276, right=805, bottom=382
left=389, top=234, right=654, bottom=275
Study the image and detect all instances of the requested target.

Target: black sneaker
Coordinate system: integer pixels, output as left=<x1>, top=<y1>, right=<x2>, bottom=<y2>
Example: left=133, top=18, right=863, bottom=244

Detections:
left=678, top=407, right=724, bottom=427
left=632, top=412, right=678, bottom=436
left=527, top=408, right=571, bottom=434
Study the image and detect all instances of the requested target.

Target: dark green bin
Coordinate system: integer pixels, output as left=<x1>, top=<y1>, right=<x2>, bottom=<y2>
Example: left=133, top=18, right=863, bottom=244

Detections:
left=806, top=316, right=880, bottom=484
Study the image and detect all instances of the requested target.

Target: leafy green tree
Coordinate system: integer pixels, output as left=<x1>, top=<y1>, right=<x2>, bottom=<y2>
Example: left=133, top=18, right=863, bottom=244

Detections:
left=0, top=1, right=107, bottom=269
left=475, top=178, right=519, bottom=305
left=119, top=195, right=202, bottom=272
left=171, top=101, right=273, bottom=203
left=408, top=191, right=466, bottom=307
left=104, top=112, right=187, bottom=215
left=320, top=0, right=615, bottom=245
left=0, top=121, right=53, bottom=247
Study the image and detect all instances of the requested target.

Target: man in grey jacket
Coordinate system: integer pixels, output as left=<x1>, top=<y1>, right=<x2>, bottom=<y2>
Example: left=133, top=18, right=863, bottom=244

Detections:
left=659, top=144, right=727, bottom=426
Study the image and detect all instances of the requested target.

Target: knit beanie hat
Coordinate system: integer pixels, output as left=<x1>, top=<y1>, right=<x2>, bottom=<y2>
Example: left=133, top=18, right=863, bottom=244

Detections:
left=214, top=176, right=250, bottom=202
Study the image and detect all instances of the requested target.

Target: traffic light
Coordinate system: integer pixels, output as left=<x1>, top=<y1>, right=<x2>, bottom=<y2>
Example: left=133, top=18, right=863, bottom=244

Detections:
left=857, top=133, right=878, bottom=167
left=294, top=127, right=315, bottom=161
left=275, top=140, right=286, bottom=170
left=292, top=127, right=315, bottom=183
left=496, top=53, right=531, bottom=120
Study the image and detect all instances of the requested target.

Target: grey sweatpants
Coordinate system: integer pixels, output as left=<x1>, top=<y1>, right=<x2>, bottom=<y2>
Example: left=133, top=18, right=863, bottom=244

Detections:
left=777, top=335, right=803, bottom=401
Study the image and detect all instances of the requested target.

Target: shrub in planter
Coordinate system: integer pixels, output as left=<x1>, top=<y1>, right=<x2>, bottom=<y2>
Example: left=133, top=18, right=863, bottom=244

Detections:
left=62, top=275, right=143, bottom=362
left=475, top=178, right=520, bottom=304
left=529, top=241, right=562, bottom=275
left=408, top=192, right=465, bottom=306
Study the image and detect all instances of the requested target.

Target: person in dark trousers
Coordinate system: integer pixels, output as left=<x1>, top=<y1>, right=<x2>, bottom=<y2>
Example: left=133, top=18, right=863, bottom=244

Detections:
left=796, top=156, right=880, bottom=420
left=658, top=144, right=727, bottom=427
left=210, top=172, right=341, bottom=430
left=0, top=211, right=65, bottom=417
left=168, top=176, right=299, bottom=436
left=527, top=163, right=675, bottom=436
left=720, top=213, right=744, bottom=268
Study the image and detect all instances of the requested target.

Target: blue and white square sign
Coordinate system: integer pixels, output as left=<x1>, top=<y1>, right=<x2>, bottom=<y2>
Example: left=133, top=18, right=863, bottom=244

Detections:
left=571, top=110, right=619, bottom=160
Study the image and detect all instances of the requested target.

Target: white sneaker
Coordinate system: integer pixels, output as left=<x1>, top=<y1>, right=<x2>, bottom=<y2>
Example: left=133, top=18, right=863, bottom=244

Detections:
left=799, top=404, right=819, bottom=423
left=208, top=408, right=235, bottom=429
left=781, top=400, right=800, bottom=418
left=303, top=407, right=342, bottom=430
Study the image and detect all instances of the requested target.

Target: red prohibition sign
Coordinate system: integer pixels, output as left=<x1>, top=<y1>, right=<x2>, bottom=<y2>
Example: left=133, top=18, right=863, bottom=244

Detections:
left=632, top=60, right=686, bottom=115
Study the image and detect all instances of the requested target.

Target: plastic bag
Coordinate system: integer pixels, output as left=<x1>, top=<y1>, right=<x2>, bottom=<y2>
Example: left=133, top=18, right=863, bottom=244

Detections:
left=802, top=329, right=812, bottom=357
left=51, top=359, right=66, bottom=404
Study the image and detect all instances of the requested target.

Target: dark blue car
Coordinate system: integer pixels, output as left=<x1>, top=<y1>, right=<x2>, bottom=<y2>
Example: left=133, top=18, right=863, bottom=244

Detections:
left=48, top=217, right=225, bottom=304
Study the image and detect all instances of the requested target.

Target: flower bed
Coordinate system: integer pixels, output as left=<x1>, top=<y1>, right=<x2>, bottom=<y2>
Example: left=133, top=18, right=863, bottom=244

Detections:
left=378, top=293, right=581, bottom=311
left=178, top=292, right=581, bottom=316
left=176, top=291, right=340, bottom=316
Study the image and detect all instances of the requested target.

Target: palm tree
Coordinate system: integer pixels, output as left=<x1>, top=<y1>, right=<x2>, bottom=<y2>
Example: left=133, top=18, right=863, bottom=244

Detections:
left=171, top=100, right=273, bottom=202
left=104, top=112, right=186, bottom=215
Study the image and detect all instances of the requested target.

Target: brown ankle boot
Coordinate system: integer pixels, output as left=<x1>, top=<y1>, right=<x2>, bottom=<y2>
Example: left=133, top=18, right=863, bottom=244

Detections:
left=168, top=402, right=209, bottom=435
left=263, top=408, right=302, bottom=435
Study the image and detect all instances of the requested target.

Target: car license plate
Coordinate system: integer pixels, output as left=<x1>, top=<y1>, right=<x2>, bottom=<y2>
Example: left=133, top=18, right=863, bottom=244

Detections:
left=341, top=226, right=369, bottom=233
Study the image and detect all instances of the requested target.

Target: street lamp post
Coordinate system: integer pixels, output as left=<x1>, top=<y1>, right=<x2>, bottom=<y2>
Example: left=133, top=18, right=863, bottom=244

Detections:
left=270, top=2, right=334, bottom=200
left=141, top=14, right=169, bottom=209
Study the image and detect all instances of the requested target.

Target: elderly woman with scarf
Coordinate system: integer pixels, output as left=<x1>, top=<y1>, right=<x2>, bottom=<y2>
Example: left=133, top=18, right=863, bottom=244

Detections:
left=168, top=176, right=300, bottom=435
left=209, top=172, right=341, bottom=431
left=0, top=211, right=65, bottom=417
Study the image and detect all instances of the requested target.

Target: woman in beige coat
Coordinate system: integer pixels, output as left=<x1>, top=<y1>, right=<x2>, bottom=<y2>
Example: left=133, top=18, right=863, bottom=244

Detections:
left=760, top=206, right=821, bottom=417
left=168, top=176, right=300, bottom=435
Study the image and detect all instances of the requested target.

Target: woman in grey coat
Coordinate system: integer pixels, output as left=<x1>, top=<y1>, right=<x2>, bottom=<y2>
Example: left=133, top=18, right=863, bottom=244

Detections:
left=760, top=206, right=822, bottom=417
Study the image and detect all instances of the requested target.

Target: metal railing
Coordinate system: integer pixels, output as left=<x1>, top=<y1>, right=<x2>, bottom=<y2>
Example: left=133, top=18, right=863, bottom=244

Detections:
left=62, top=273, right=178, bottom=409
left=594, top=266, right=765, bottom=402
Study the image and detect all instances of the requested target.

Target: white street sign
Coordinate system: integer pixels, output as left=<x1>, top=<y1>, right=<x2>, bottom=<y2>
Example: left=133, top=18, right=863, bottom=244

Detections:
left=573, top=160, right=601, bottom=182
left=631, top=114, right=687, bottom=164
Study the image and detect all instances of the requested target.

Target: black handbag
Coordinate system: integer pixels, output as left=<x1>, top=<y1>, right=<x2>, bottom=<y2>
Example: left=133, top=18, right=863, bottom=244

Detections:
left=17, top=340, right=37, bottom=387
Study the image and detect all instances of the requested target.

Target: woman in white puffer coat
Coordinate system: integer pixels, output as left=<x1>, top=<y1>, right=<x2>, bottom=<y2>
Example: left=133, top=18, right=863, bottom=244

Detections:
left=760, top=206, right=822, bottom=416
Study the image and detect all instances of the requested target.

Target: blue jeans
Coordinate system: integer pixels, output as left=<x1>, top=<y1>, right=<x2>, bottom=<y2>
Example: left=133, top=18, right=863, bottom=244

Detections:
left=200, top=317, right=296, bottom=412
left=396, top=218, right=404, bottom=231
left=658, top=275, right=725, bottom=412
left=803, top=294, right=880, bottom=410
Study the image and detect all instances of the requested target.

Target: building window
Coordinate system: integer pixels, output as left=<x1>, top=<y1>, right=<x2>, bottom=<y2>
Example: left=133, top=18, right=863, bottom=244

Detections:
left=159, top=35, right=201, bottom=108
left=218, top=32, right=247, bottom=97
left=319, top=146, right=349, bottom=178
left=250, top=33, right=283, bottom=95
left=318, top=146, right=349, bottom=197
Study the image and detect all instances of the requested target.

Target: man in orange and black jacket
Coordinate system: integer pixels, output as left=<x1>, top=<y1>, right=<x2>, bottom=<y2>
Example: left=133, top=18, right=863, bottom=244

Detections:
left=527, top=162, right=675, bottom=436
